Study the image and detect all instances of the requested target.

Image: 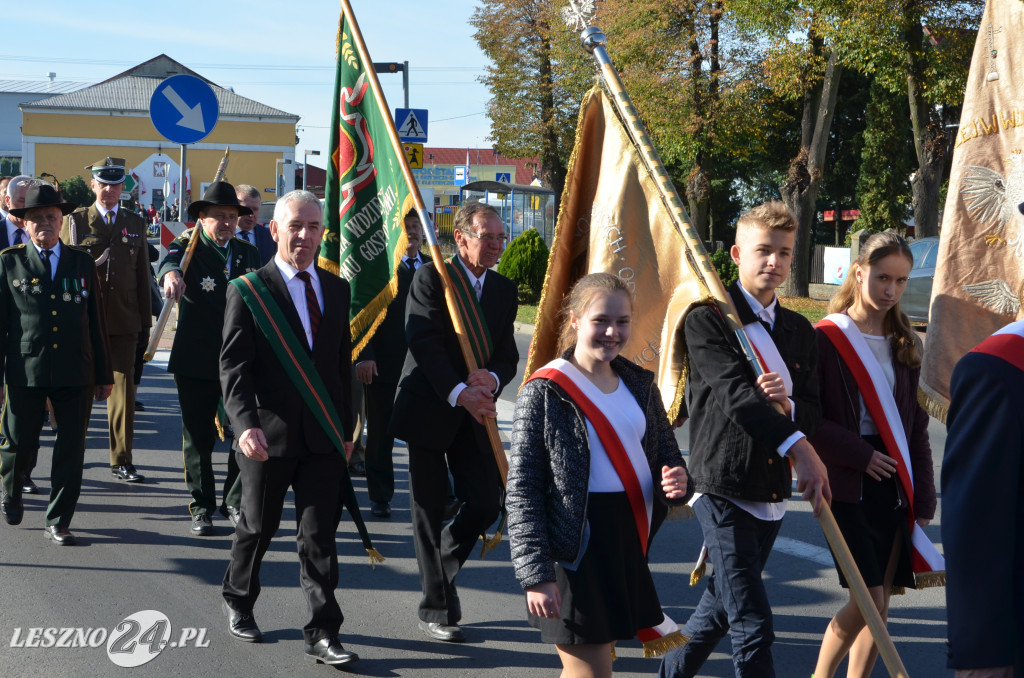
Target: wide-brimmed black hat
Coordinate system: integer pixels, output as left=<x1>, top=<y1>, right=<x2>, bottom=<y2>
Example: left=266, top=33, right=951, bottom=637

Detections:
left=187, top=181, right=252, bottom=220
left=10, top=184, right=78, bottom=218
left=86, top=157, right=126, bottom=185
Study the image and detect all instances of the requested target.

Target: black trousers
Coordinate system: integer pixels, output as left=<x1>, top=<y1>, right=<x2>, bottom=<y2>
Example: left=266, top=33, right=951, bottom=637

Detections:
left=408, top=420, right=502, bottom=625
left=363, top=380, right=397, bottom=503
left=223, top=450, right=345, bottom=644
left=173, top=375, right=240, bottom=516
left=0, top=385, right=92, bottom=527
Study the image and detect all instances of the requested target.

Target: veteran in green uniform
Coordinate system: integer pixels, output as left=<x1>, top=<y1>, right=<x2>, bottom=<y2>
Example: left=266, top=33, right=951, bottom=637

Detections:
left=61, top=157, right=152, bottom=483
left=0, top=184, right=113, bottom=545
left=158, top=181, right=260, bottom=536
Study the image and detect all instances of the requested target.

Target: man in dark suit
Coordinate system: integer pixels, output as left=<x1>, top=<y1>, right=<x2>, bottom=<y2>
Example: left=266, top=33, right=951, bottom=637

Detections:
left=61, top=157, right=152, bottom=483
left=943, top=320, right=1024, bottom=677
left=660, top=201, right=829, bottom=678
left=220, top=189, right=358, bottom=666
left=391, top=201, right=519, bottom=643
left=159, top=182, right=260, bottom=535
left=234, top=184, right=275, bottom=266
left=0, top=184, right=113, bottom=545
left=354, top=210, right=429, bottom=518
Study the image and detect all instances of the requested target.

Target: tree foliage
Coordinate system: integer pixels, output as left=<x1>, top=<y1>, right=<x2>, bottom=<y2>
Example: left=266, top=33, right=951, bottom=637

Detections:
left=854, top=78, right=914, bottom=234
left=58, top=175, right=94, bottom=209
left=498, top=228, right=550, bottom=303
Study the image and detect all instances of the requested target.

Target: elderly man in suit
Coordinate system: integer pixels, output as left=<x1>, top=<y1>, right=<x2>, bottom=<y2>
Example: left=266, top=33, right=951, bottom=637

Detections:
left=0, top=184, right=113, bottom=545
left=220, top=189, right=358, bottom=666
left=391, top=201, right=519, bottom=643
left=354, top=209, right=429, bottom=518
left=61, top=157, right=152, bottom=483
left=159, top=181, right=261, bottom=535
left=234, top=184, right=275, bottom=266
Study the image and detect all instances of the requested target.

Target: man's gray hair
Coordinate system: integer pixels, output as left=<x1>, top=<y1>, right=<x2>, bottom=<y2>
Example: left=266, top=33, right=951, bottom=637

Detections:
left=7, top=175, right=42, bottom=199
left=235, top=184, right=260, bottom=200
left=273, top=190, right=322, bottom=223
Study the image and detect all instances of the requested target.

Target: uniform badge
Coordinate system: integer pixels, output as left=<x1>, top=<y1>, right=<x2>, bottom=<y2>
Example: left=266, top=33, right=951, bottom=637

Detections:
left=82, top=289, right=88, bottom=298
left=75, top=295, right=82, bottom=303
left=12, top=278, right=20, bottom=288
left=200, top=276, right=216, bottom=292
left=122, top=236, right=129, bottom=244
left=31, top=285, right=41, bottom=294
left=63, top=292, right=72, bottom=302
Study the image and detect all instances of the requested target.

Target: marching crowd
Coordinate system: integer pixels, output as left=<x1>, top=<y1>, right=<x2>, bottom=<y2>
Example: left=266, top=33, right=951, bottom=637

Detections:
left=0, top=159, right=1020, bottom=676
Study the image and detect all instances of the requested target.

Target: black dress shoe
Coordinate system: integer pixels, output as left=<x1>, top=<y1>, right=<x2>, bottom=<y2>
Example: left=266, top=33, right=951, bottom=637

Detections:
left=222, top=601, right=262, bottom=642
left=370, top=501, right=391, bottom=518
left=111, top=464, right=144, bottom=483
left=219, top=504, right=240, bottom=527
left=44, top=525, right=76, bottom=545
left=21, top=475, right=39, bottom=495
left=304, top=636, right=358, bottom=665
left=191, top=514, right=213, bottom=536
left=1, top=491, right=23, bottom=526
left=418, top=620, right=465, bottom=643
left=134, top=400, right=145, bottom=412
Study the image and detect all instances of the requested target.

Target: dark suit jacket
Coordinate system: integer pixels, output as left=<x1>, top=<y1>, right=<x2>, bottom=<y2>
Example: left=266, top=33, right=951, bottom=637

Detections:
left=391, top=259, right=519, bottom=451
left=61, top=205, right=152, bottom=334
left=684, top=281, right=819, bottom=502
left=356, top=253, right=432, bottom=385
left=157, top=230, right=261, bottom=379
left=809, top=329, right=934, bottom=515
left=942, top=349, right=1024, bottom=673
left=250, top=223, right=277, bottom=267
left=220, top=261, right=354, bottom=458
left=1, top=216, right=21, bottom=251
left=0, top=243, right=113, bottom=389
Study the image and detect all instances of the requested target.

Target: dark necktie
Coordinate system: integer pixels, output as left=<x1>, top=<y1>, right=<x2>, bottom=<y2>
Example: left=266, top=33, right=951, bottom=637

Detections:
left=296, top=271, right=321, bottom=345
left=241, top=230, right=253, bottom=244
left=41, top=249, right=53, bottom=279
left=13, top=228, right=24, bottom=246
left=406, top=257, right=417, bottom=271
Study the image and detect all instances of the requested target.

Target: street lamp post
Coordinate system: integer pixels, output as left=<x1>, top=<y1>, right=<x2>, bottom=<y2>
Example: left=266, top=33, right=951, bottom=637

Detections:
left=276, top=158, right=293, bottom=197
left=303, top=150, right=321, bottom=191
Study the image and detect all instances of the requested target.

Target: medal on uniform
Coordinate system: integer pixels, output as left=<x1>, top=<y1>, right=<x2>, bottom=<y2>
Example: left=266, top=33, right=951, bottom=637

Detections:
left=61, top=278, right=71, bottom=301
left=200, top=276, right=216, bottom=292
left=79, top=278, right=88, bottom=298
left=74, top=295, right=81, bottom=303
left=12, top=278, right=20, bottom=288
left=63, top=292, right=71, bottom=301
left=30, top=277, right=41, bottom=294
left=122, top=236, right=128, bottom=243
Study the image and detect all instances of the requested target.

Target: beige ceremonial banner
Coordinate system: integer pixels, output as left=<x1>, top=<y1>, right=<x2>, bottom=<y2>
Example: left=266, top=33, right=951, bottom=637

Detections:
left=525, top=87, right=708, bottom=420
left=920, top=0, right=1024, bottom=420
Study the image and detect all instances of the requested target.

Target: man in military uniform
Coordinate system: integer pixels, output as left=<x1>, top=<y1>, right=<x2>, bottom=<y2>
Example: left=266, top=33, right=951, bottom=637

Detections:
left=159, top=181, right=260, bottom=535
left=0, top=184, right=113, bottom=545
left=61, top=158, right=151, bottom=483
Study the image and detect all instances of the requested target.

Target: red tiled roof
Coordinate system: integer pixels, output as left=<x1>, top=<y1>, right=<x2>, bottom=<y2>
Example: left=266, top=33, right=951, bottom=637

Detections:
left=423, top=147, right=540, bottom=185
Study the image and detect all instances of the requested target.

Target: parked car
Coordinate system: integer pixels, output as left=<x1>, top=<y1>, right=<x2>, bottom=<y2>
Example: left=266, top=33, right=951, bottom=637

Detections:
left=902, top=236, right=940, bottom=324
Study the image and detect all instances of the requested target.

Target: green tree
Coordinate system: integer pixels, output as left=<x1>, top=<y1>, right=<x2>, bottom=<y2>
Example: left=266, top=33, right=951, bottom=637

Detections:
left=58, top=175, right=94, bottom=209
left=854, top=78, right=914, bottom=233
left=498, top=228, right=550, bottom=303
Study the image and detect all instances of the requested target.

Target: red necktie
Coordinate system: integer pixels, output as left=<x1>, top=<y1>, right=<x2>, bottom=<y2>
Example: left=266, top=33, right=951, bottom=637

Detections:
left=296, top=271, right=321, bottom=345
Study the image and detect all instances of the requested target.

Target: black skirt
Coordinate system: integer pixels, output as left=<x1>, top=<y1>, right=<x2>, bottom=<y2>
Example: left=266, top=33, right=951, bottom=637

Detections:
left=527, top=492, right=664, bottom=645
left=830, top=435, right=915, bottom=589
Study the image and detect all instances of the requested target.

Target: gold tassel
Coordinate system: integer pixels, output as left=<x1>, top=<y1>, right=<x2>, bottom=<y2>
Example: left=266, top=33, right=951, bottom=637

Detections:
left=366, top=547, right=385, bottom=568
left=479, top=529, right=503, bottom=559
left=610, top=644, right=617, bottom=662
left=667, top=504, right=694, bottom=521
left=214, top=413, right=226, bottom=442
left=643, top=631, right=689, bottom=658
left=689, top=561, right=706, bottom=586
left=890, top=585, right=906, bottom=596
left=916, top=385, right=948, bottom=424
left=914, top=570, right=946, bottom=589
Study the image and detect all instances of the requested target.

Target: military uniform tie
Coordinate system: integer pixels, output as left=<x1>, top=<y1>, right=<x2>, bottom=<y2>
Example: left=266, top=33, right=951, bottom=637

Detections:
left=41, top=248, right=53, bottom=279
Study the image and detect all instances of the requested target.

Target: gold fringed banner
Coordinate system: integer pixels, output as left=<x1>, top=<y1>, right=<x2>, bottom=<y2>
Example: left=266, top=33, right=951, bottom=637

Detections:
left=642, top=631, right=689, bottom=659
left=920, top=0, right=1024, bottom=419
left=524, top=87, right=706, bottom=421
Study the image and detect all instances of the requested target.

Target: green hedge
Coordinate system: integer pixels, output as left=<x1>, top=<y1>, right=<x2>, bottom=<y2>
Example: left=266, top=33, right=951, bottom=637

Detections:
left=497, top=229, right=549, bottom=304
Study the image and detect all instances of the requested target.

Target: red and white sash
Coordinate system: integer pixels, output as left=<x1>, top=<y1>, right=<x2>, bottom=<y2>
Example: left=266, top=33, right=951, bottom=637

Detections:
left=971, top=319, right=1024, bottom=371
left=816, top=314, right=945, bottom=578
left=743, top=318, right=793, bottom=396
left=527, top=359, right=687, bottom=656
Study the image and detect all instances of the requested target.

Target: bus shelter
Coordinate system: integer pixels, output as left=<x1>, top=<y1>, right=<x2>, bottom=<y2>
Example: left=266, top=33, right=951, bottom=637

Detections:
left=458, top=181, right=556, bottom=246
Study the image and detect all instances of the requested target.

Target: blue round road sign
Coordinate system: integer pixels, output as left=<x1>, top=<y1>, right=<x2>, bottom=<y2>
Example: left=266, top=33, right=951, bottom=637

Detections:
left=150, top=74, right=219, bottom=145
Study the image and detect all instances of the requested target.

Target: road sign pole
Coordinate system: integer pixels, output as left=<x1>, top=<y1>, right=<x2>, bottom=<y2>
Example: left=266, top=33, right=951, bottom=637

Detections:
left=178, top=144, right=187, bottom=219
left=403, top=60, right=409, bottom=109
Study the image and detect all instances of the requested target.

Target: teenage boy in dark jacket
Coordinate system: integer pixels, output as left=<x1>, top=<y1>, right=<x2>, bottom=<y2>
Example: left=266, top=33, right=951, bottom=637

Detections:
left=659, top=201, right=830, bottom=678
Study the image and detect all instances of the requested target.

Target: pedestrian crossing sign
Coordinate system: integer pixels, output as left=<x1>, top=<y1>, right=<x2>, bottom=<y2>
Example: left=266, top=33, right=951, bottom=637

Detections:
left=396, top=108, right=428, bottom=142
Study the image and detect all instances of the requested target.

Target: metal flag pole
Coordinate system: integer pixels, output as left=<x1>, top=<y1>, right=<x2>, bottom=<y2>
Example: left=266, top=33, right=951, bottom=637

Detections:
left=144, top=147, right=230, bottom=362
left=562, top=3, right=908, bottom=676
left=339, top=0, right=508, bottom=483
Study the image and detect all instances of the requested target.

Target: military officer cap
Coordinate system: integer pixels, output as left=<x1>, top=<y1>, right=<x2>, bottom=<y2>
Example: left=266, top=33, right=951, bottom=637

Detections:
left=86, top=157, right=127, bottom=185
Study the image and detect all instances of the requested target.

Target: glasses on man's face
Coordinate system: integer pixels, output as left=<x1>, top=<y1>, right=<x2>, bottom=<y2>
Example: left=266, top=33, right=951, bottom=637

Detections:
left=460, top=230, right=508, bottom=245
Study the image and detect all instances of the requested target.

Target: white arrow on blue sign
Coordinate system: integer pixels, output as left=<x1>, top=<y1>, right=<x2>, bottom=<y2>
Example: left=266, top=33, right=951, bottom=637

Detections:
left=150, top=75, right=220, bottom=145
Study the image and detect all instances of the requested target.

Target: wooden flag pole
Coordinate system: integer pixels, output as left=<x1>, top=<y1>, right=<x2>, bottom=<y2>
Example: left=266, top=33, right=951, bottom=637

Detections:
left=564, top=6, right=907, bottom=675
left=339, top=0, right=508, bottom=483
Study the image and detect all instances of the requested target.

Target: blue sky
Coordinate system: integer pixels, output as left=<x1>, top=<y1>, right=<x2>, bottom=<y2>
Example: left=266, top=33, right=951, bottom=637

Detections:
left=4, top=0, right=494, bottom=168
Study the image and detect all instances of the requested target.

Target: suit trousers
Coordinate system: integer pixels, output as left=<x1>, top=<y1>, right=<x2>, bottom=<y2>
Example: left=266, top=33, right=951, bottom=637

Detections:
left=659, top=494, right=782, bottom=678
left=103, top=333, right=137, bottom=467
left=408, top=419, right=502, bottom=624
left=363, top=380, right=397, bottom=503
left=0, top=384, right=93, bottom=527
left=173, top=375, right=240, bottom=516
left=223, top=450, right=345, bottom=644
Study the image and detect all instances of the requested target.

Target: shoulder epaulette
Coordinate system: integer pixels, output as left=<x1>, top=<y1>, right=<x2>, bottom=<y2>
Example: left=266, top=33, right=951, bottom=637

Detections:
left=64, top=243, right=91, bottom=254
left=0, top=243, right=27, bottom=255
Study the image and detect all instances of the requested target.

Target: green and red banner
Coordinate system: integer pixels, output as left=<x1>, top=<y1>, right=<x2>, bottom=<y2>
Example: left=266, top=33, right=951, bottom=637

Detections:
left=321, top=3, right=419, bottom=358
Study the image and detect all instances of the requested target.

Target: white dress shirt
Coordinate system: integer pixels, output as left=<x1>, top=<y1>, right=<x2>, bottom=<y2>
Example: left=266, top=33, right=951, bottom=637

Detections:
left=445, top=258, right=499, bottom=406
left=274, top=254, right=323, bottom=350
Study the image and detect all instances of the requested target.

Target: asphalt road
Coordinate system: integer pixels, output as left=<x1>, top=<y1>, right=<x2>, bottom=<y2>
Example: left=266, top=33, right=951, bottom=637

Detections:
left=0, top=325, right=952, bottom=677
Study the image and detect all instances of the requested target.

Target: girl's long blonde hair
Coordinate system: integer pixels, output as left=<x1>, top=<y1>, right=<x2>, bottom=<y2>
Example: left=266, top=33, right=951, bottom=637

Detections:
left=829, top=231, right=921, bottom=367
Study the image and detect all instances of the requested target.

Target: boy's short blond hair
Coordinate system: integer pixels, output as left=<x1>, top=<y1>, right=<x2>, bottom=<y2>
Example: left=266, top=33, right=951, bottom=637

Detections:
left=735, top=201, right=797, bottom=243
